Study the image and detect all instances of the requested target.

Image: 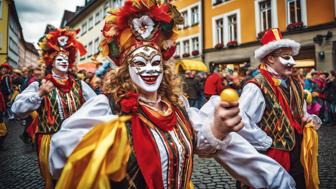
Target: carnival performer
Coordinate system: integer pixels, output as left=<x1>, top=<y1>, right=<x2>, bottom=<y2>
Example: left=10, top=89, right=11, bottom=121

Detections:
left=238, top=28, right=321, bottom=189
left=11, top=28, right=97, bottom=188
left=49, top=1, right=295, bottom=189
left=0, top=63, right=12, bottom=149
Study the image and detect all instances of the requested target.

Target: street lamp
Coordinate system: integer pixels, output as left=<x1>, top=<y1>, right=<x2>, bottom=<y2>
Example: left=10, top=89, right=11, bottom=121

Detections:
left=313, top=31, right=333, bottom=45
left=313, top=31, right=332, bottom=60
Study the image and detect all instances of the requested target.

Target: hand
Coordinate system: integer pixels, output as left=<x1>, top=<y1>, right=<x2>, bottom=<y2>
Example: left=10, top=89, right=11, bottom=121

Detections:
left=38, top=80, right=55, bottom=97
left=211, top=101, right=244, bottom=140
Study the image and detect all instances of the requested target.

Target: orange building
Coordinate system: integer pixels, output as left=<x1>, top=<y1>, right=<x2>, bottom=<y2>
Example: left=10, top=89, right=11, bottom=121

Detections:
left=201, top=0, right=336, bottom=72
left=172, top=0, right=203, bottom=71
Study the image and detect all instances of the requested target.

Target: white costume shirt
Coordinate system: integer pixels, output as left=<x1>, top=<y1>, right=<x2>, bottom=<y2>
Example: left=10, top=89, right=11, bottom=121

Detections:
left=49, top=94, right=296, bottom=189
left=11, top=80, right=96, bottom=118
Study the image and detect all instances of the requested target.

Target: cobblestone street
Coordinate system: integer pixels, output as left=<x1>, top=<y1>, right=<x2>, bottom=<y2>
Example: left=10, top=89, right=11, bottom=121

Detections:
left=0, top=120, right=335, bottom=189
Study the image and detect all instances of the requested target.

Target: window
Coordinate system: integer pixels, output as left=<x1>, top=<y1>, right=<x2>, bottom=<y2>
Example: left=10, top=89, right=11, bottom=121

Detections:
left=88, top=16, right=94, bottom=30
left=176, top=42, right=180, bottom=56
left=94, top=37, right=100, bottom=54
left=287, top=0, right=302, bottom=23
left=191, top=6, right=199, bottom=25
left=215, top=18, right=224, bottom=44
left=182, top=11, right=188, bottom=28
left=104, top=2, right=110, bottom=18
left=259, top=0, right=272, bottom=32
left=112, top=0, right=123, bottom=8
left=213, top=10, right=240, bottom=47
left=228, top=14, right=237, bottom=41
left=81, top=45, right=87, bottom=61
left=95, top=11, right=101, bottom=24
left=212, top=0, right=230, bottom=6
left=0, top=0, right=3, bottom=19
left=192, top=37, right=199, bottom=51
left=9, top=37, right=19, bottom=54
left=81, top=22, right=87, bottom=35
left=88, top=42, right=93, bottom=57
left=183, top=40, right=190, bottom=54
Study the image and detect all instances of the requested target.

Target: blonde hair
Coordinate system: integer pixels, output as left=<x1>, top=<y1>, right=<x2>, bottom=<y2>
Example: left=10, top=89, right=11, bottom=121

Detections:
left=103, top=60, right=183, bottom=112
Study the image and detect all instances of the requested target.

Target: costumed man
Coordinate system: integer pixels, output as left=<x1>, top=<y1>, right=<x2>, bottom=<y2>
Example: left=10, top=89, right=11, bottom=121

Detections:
left=11, top=28, right=97, bottom=188
left=238, top=28, right=321, bottom=189
left=49, top=1, right=295, bottom=189
left=0, top=63, right=12, bottom=149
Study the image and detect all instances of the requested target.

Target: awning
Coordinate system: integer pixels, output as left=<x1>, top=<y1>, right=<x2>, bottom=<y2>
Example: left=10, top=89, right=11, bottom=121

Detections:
left=294, top=59, right=315, bottom=68
left=175, top=59, right=208, bottom=73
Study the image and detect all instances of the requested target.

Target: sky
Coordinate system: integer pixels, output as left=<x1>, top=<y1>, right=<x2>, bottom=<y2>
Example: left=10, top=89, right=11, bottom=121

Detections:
left=15, top=0, right=85, bottom=46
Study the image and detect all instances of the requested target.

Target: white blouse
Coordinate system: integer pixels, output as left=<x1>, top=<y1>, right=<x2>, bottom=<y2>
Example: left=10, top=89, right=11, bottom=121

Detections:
left=11, top=80, right=96, bottom=118
left=49, top=95, right=296, bottom=189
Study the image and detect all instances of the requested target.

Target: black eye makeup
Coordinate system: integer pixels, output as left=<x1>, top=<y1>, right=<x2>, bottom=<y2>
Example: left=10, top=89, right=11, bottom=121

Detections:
left=280, top=55, right=291, bottom=60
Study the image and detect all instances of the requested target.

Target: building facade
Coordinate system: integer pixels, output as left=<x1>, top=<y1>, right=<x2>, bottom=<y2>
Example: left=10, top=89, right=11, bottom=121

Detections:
left=0, top=0, right=9, bottom=65
left=202, top=0, right=336, bottom=72
left=24, top=42, right=39, bottom=68
left=62, top=0, right=124, bottom=65
left=173, top=0, right=203, bottom=61
left=0, top=0, right=37, bottom=69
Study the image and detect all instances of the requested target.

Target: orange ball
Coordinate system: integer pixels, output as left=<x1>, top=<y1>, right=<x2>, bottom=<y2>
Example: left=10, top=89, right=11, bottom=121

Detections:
left=220, top=88, right=239, bottom=102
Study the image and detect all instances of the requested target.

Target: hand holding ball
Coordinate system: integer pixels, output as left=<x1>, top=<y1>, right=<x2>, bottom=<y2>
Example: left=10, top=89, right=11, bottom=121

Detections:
left=220, top=88, right=239, bottom=102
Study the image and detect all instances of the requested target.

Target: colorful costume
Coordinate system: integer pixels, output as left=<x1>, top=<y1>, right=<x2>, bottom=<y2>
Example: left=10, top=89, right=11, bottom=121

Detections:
left=49, top=1, right=295, bottom=189
left=239, top=28, right=320, bottom=189
left=0, top=63, right=12, bottom=148
left=11, top=28, right=97, bottom=188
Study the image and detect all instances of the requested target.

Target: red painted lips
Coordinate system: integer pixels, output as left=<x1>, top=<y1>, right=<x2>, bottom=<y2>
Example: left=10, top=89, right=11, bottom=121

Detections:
left=141, top=75, right=158, bottom=84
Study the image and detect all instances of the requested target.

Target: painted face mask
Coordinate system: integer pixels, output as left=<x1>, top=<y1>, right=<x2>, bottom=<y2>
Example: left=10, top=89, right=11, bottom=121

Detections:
left=279, top=56, right=296, bottom=67
left=128, top=46, right=163, bottom=92
left=54, top=53, right=69, bottom=73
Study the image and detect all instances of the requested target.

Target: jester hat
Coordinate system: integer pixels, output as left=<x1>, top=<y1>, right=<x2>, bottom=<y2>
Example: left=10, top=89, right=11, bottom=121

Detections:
left=99, top=0, right=183, bottom=66
left=38, top=27, right=87, bottom=68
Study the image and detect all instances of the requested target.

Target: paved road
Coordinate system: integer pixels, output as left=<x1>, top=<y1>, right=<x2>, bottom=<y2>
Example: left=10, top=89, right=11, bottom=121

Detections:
left=0, top=120, right=335, bottom=188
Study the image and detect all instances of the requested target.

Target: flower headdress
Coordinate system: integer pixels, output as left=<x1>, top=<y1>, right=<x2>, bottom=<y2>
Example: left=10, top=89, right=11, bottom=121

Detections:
left=38, top=27, right=87, bottom=68
left=99, top=0, right=183, bottom=66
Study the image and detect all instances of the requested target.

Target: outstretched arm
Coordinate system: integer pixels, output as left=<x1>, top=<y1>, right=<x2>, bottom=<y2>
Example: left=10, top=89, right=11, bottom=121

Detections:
left=185, top=96, right=295, bottom=188
left=48, top=95, right=117, bottom=178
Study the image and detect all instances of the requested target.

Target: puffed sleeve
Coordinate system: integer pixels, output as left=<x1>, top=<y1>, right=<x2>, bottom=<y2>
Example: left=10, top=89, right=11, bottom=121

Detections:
left=11, top=81, right=42, bottom=118
left=238, top=83, right=273, bottom=151
left=48, top=94, right=117, bottom=178
left=184, top=95, right=296, bottom=189
left=80, top=80, right=97, bottom=101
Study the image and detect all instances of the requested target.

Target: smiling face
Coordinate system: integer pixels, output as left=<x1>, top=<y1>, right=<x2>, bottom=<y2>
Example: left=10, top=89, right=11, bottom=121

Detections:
left=128, top=46, right=163, bottom=93
left=54, top=52, right=69, bottom=73
left=266, top=48, right=295, bottom=77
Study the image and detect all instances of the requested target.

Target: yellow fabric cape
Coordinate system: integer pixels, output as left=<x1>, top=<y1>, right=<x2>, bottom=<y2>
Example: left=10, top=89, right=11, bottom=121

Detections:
left=301, top=122, right=320, bottom=189
left=39, top=135, right=53, bottom=189
left=56, top=116, right=131, bottom=189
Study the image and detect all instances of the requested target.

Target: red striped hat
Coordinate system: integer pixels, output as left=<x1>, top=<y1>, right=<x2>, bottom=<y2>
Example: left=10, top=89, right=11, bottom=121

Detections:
left=255, top=28, right=300, bottom=60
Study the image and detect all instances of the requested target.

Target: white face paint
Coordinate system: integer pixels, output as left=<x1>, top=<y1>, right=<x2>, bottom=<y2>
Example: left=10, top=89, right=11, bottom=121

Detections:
left=54, top=53, right=69, bottom=73
left=128, top=46, right=163, bottom=92
left=279, top=56, right=296, bottom=67
left=57, top=36, right=69, bottom=47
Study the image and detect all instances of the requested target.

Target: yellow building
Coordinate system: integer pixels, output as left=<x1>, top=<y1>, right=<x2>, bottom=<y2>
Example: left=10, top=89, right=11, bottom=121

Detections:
left=202, top=0, right=336, bottom=72
left=0, top=0, right=9, bottom=65
left=172, top=0, right=203, bottom=72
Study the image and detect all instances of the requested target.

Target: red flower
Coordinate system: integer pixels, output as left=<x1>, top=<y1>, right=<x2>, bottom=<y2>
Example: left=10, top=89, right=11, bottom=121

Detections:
left=120, top=91, right=139, bottom=114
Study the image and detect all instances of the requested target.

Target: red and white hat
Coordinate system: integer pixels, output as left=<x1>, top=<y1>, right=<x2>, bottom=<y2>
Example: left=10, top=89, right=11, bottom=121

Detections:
left=255, top=28, right=300, bottom=60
